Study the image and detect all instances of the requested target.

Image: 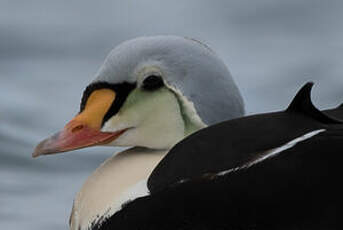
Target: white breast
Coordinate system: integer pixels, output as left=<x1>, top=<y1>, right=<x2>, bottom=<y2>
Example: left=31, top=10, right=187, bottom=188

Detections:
left=70, top=147, right=167, bottom=230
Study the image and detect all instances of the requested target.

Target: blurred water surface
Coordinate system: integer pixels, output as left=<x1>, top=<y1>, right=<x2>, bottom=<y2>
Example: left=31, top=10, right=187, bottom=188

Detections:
left=1, top=1, right=343, bottom=229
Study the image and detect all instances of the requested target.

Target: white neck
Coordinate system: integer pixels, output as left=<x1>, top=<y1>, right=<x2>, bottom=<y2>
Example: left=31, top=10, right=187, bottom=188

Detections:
left=70, top=147, right=167, bottom=230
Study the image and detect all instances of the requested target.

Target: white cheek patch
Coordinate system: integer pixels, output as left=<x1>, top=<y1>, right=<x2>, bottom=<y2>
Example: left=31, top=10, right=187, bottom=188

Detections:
left=101, top=114, right=133, bottom=133
left=98, top=82, right=205, bottom=149
left=216, top=129, right=326, bottom=177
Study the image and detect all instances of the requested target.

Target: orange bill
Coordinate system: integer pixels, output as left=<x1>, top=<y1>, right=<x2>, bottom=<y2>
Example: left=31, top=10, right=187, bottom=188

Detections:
left=33, top=89, right=126, bottom=158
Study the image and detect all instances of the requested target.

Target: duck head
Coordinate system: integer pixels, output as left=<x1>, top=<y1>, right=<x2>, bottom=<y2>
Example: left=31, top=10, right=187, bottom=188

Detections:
left=33, top=36, right=244, bottom=157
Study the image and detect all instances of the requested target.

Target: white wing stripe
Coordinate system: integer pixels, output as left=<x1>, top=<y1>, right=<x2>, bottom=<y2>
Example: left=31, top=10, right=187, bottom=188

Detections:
left=216, top=129, right=326, bottom=176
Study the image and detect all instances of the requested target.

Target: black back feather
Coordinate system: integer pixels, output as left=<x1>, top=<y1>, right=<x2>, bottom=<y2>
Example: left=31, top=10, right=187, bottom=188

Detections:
left=286, top=82, right=342, bottom=124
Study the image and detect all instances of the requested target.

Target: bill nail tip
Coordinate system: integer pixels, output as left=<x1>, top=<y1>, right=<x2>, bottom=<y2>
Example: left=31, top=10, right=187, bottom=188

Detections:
left=32, top=149, right=42, bottom=158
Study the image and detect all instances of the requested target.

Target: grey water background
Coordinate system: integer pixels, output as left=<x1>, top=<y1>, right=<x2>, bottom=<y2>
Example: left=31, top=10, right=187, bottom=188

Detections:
left=1, top=0, right=342, bottom=229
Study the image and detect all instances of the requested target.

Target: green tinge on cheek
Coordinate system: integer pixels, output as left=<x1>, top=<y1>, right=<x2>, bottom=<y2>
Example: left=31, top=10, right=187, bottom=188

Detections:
left=118, top=88, right=175, bottom=121
left=118, top=87, right=203, bottom=137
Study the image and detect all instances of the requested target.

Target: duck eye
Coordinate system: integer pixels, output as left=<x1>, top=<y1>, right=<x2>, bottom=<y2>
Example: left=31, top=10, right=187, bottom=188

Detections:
left=142, top=75, right=164, bottom=91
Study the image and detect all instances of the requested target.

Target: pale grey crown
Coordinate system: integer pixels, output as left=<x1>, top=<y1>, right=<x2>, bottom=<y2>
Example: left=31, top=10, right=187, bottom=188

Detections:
left=94, top=35, right=245, bottom=125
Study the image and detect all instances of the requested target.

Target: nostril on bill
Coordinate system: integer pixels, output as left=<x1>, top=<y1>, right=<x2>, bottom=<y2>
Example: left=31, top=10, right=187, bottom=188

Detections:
left=71, top=125, right=84, bottom=133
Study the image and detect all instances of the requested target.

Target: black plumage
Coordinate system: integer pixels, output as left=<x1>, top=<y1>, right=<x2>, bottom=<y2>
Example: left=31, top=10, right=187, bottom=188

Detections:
left=148, top=82, right=342, bottom=193
left=93, top=83, right=343, bottom=230
left=325, top=103, right=343, bottom=119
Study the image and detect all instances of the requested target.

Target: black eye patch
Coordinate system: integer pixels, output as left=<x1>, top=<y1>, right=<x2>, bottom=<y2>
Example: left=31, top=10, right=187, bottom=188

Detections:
left=142, top=75, right=164, bottom=91
left=80, top=81, right=136, bottom=126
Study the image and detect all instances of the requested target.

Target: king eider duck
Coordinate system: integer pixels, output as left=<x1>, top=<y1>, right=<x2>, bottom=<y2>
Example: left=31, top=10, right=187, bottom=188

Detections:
left=32, top=36, right=245, bottom=230
left=91, top=82, right=343, bottom=230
